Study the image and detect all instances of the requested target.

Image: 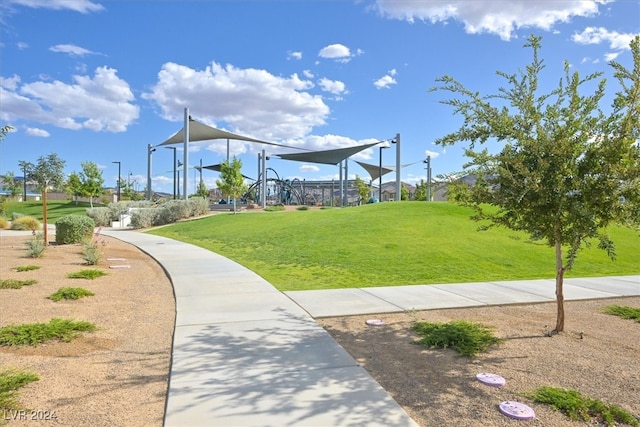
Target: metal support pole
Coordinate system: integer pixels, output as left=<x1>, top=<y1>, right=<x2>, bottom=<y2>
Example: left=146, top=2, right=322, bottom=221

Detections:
left=183, top=108, right=189, bottom=200
left=426, top=155, right=432, bottom=202
left=261, top=149, right=267, bottom=208
left=146, top=144, right=155, bottom=201
left=395, top=133, right=401, bottom=201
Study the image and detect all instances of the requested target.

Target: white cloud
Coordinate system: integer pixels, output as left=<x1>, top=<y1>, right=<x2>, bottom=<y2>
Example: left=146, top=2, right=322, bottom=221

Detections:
left=303, top=69, right=314, bottom=79
left=318, top=77, right=347, bottom=95
left=374, top=69, right=397, bottom=89
left=288, top=51, right=303, bottom=60
left=7, top=0, right=104, bottom=13
left=0, top=66, right=139, bottom=132
left=50, top=44, right=97, bottom=57
left=25, top=127, right=49, bottom=137
left=425, top=150, right=440, bottom=159
left=604, top=51, right=620, bottom=61
left=370, top=0, right=611, bottom=41
left=300, top=164, right=320, bottom=173
left=16, top=42, right=28, bottom=49
left=143, top=62, right=329, bottom=140
left=572, top=27, right=638, bottom=50
left=318, top=43, right=362, bottom=63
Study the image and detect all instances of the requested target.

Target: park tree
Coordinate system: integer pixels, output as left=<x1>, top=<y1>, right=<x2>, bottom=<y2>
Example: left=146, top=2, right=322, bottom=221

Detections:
left=414, top=179, right=427, bottom=201
left=431, top=35, right=640, bottom=333
left=1, top=172, right=21, bottom=198
left=400, top=182, right=410, bottom=201
left=216, top=156, right=247, bottom=214
left=22, top=153, right=66, bottom=244
left=66, top=172, right=84, bottom=204
left=196, top=179, right=208, bottom=199
left=354, top=175, right=369, bottom=204
left=79, top=161, right=104, bottom=207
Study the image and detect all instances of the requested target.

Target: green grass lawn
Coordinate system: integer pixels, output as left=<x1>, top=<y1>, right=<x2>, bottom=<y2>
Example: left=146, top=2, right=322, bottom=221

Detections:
left=147, top=202, right=640, bottom=291
left=4, top=200, right=98, bottom=223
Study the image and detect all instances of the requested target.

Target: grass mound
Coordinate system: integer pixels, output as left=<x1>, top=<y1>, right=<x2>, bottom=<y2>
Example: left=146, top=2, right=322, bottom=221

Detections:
left=0, top=318, right=97, bottom=346
left=0, top=369, right=39, bottom=412
left=412, top=320, right=503, bottom=357
left=14, top=265, right=40, bottom=272
left=48, top=287, right=95, bottom=302
left=526, top=386, right=639, bottom=426
left=604, top=305, right=640, bottom=322
left=67, top=269, right=107, bottom=280
left=0, top=279, right=36, bottom=289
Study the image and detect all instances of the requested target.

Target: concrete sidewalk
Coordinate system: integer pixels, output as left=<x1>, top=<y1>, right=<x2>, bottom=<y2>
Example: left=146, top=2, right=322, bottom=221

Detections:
left=101, top=229, right=420, bottom=427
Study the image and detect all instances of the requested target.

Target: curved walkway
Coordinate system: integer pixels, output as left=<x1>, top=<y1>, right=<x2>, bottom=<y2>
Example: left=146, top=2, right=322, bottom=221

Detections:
left=100, top=229, right=420, bottom=427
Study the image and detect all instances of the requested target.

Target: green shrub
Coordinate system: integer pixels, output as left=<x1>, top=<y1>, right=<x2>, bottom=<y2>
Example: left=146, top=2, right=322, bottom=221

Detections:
left=0, top=318, right=97, bottom=346
left=86, top=207, right=113, bottom=227
left=25, top=233, right=45, bottom=258
left=0, top=369, right=40, bottom=411
left=67, top=269, right=107, bottom=280
left=130, top=208, right=158, bottom=229
left=48, top=287, right=95, bottom=302
left=604, top=305, right=640, bottom=322
left=187, top=197, right=210, bottom=216
left=412, top=320, right=503, bottom=357
left=14, top=265, right=40, bottom=272
left=10, top=215, right=40, bottom=231
left=11, top=212, right=24, bottom=220
left=296, top=205, right=309, bottom=211
left=526, top=386, right=639, bottom=426
left=264, top=205, right=285, bottom=212
left=55, top=215, right=95, bottom=245
left=0, top=279, right=36, bottom=289
left=0, top=217, right=8, bottom=229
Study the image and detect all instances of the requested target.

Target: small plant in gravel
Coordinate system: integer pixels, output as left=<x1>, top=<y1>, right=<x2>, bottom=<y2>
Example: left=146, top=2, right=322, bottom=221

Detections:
left=0, top=216, right=8, bottom=229
left=24, top=233, right=45, bottom=258
left=67, top=269, right=107, bottom=280
left=0, top=369, right=40, bottom=413
left=0, top=318, right=97, bottom=346
left=48, top=287, right=95, bottom=302
left=14, top=265, right=40, bottom=272
left=603, top=305, right=640, bottom=322
left=525, top=386, right=639, bottom=426
left=0, top=279, right=36, bottom=289
left=412, top=320, right=503, bottom=357
left=80, top=235, right=106, bottom=265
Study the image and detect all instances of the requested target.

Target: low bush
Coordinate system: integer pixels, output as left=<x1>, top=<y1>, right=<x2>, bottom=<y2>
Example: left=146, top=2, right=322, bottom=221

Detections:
left=14, top=265, right=40, bottom=272
left=188, top=197, right=209, bottom=216
left=48, top=287, right=95, bottom=302
left=264, top=205, right=285, bottom=212
left=25, top=233, right=45, bottom=258
left=81, top=234, right=105, bottom=265
left=10, top=215, right=40, bottom=231
left=0, top=217, right=8, bottom=229
left=130, top=208, right=157, bottom=229
left=55, top=215, right=95, bottom=245
left=412, top=320, right=503, bottom=357
left=0, top=279, right=36, bottom=289
left=526, top=386, right=639, bottom=426
left=604, top=305, right=640, bottom=322
left=296, top=206, right=309, bottom=211
left=0, top=369, right=40, bottom=411
left=67, top=269, right=107, bottom=280
left=86, top=207, right=113, bottom=227
left=0, top=318, right=97, bottom=346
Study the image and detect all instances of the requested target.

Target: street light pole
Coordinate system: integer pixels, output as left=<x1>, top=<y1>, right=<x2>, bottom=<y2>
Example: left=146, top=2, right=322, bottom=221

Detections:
left=165, top=147, right=177, bottom=199
left=112, top=161, right=121, bottom=202
left=379, top=145, right=388, bottom=202
left=147, top=144, right=156, bottom=201
left=424, top=156, right=431, bottom=202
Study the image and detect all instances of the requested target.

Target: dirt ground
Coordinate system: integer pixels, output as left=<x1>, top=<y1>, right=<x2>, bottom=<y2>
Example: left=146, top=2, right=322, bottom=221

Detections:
left=1, top=232, right=639, bottom=426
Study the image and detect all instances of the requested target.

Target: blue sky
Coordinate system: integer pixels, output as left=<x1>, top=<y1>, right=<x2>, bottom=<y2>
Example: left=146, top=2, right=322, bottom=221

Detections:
left=1, top=0, right=638, bottom=195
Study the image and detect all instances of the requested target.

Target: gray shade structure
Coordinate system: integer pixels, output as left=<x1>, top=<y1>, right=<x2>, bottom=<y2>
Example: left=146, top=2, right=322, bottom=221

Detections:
left=276, top=142, right=381, bottom=165
left=355, top=161, right=394, bottom=181
left=159, top=117, right=286, bottom=148
left=197, top=164, right=253, bottom=180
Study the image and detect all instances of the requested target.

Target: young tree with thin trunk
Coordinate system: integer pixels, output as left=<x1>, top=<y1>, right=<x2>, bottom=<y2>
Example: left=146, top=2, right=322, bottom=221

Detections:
left=216, top=156, right=247, bottom=214
left=354, top=175, right=369, bottom=204
left=431, top=35, right=640, bottom=333
left=79, top=161, right=104, bottom=207
left=22, top=153, right=66, bottom=244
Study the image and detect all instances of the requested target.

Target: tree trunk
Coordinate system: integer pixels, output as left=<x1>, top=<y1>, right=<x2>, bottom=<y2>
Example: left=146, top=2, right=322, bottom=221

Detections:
left=233, top=198, right=237, bottom=214
left=42, top=190, right=48, bottom=245
left=554, top=240, right=565, bottom=332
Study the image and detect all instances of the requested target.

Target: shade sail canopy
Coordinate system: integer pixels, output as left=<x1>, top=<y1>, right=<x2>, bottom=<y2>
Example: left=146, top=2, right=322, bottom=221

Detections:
left=275, top=142, right=380, bottom=166
left=197, top=164, right=252, bottom=180
left=354, top=161, right=395, bottom=181
left=159, top=117, right=289, bottom=148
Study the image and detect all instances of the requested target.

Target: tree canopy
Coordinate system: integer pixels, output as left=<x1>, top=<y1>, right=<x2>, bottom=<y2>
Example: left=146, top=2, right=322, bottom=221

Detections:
left=216, top=156, right=247, bottom=214
left=431, top=35, right=640, bottom=332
